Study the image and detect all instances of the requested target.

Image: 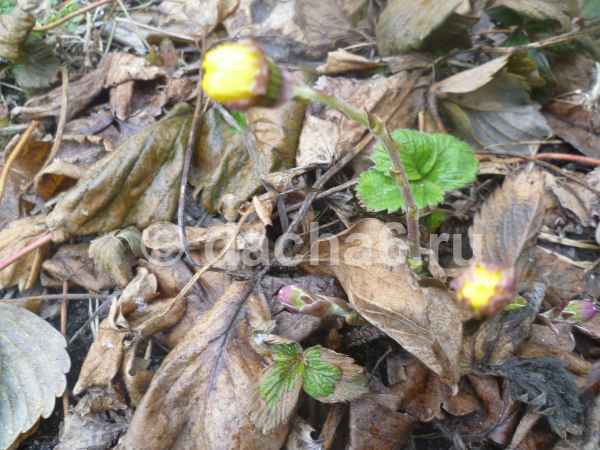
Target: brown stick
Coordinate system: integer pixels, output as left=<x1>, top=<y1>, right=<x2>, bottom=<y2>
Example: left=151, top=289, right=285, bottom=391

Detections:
left=534, top=152, right=600, bottom=166
left=0, top=121, right=38, bottom=202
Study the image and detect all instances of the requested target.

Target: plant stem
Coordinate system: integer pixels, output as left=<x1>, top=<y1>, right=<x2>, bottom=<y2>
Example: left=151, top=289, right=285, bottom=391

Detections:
left=293, top=85, right=421, bottom=262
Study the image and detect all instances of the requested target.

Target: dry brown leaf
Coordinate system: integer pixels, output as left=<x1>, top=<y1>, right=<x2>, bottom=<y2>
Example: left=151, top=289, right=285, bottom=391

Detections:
left=119, top=281, right=289, bottom=450
left=0, top=0, right=34, bottom=62
left=308, top=219, right=463, bottom=387
left=0, top=139, right=51, bottom=226
left=157, top=0, right=239, bottom=37
left=284, top=418, right=322, bottom=450
left=41, top=243, right=115, bottom=292
left=192, top=100, right=304, bottom=219
left=308, top=71, right=428, bottom=172
left=14, top=53, right=166, bottom=121
left=223, top=0, right=362, bottom=59
left=0, top=215, right=48, bottom=290
left=472, top=286, right=543, bottom=365
left=434, top=55, right=510, bottom=96
left=376, top=0, right=463, bottom=55
left=401, top=359, right=446, bottom=422
left=46, top=104, right=191, bottom=238
left=491, top=0, right=575, bottom=29
left=317, top=49, right=381, bottom=75
left=347, top=397, right=415, bottom=450
left=470, top=170, right=547, bottom=274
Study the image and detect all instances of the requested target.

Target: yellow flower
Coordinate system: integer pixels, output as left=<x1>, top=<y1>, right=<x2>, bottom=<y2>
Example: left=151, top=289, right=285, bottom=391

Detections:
left=202, top=41, right=281, bottom=109
left=453, top=263, right=515, bottom=315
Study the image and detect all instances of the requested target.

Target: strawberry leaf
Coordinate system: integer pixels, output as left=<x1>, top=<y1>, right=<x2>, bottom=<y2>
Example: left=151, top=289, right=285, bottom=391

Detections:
left=357, top=129, right=478, bottom=212
left=302, top=346, right=342, bottom=399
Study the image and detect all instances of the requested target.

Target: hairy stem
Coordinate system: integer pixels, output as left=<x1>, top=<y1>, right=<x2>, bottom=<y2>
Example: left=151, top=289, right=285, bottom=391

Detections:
left=293, top=85, right=421, bottom=261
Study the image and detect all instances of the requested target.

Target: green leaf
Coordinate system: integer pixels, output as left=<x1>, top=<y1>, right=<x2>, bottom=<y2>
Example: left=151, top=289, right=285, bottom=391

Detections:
left=302, top=346, right=342, bottom=399
left=356, top=170, right=406, bottom=213
left=259, top=343, right=304, bottom=410
left=357, top=130, right=478, bottom=212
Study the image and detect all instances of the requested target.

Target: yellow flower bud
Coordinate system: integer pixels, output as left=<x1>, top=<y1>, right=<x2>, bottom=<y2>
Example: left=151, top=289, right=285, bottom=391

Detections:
left=452, top=263, right=515, bottom=316
left=202, top=40, right=282, bottom=110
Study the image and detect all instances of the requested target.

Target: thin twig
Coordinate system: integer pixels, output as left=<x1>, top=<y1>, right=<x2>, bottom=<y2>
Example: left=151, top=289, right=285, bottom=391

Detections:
left=0, top=293, right=112, bottom=303
left=60, top=281, right=70, bottom=417
left=69, top=296, right=114, bottom=346
left=179, top=40, right=206, bottom=268
left=174, top=210, right=251, bottom=303
left=0, top=232, right=53, bottom=272
left=535, top=152, right=600, bottom=166
left=34, top=0, right=114, bottom=32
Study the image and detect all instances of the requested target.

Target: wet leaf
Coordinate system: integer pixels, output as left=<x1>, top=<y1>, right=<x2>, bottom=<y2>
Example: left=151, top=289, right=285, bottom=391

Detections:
left=120, top=282, right=288, bottom=450
left=308, top=219, right=463, bottom=387
left=376, top=0, right=463, bottom=55
left=0, top=304, right=70, bottom=450
left=47, top=104, right=191, bottom=238
left=489, top=357, right=584, bottom=438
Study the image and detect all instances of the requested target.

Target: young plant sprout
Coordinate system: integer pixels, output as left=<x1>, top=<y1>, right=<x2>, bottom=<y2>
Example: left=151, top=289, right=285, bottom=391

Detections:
left=201, top=40, right=478, bottom=269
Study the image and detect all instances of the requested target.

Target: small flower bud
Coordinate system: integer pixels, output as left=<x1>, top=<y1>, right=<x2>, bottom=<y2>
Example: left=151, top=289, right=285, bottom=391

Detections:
left=202, top=40, right=284, bottom=110
left=452, top=262, right=516, bottom=316
left=542, top=299, right=599, bottom=324
left=277, top=285, right=359, bottom=324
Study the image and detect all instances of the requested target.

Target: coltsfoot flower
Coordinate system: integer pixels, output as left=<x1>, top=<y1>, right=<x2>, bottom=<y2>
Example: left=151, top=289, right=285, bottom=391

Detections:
left=202, top=40, right=283, bottom=110
left=452, top=262, right=516, bottom=316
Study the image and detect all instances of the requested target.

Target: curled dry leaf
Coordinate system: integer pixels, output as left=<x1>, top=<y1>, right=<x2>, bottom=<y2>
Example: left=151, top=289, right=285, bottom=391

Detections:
left=307, top=219, right=463, bottom=388
left=490, top=0, right=574, bottom=29
left=46, top=104, right=191, bottom=238
left=437, top=56, right=552, bottom=155
left=470, top=170, right=547, bottom=276
left=316, top=49, right=381, bottom=75
left=0, top=304, right=70, bottom=450
left=89, top=228, right=141, bottom=288
left=120, top=282, right=289, bottom=450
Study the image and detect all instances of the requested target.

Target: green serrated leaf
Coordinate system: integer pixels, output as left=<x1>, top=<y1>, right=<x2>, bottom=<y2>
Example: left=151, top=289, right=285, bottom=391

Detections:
left=356, top=169, right=405, bottom=213
left=358, top=130, right=478, bottom=213
left=259, top=343, right=304, bottom=410
left=302, top=346, right=342, bottom=399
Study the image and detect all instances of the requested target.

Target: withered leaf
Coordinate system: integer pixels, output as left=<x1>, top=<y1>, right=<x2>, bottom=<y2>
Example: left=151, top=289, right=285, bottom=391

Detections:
left=308, top=219, right=463, bottom=387
left=489, top=358, right=584, bottom=439
left=470, top=170, right=547, bottom=274
left=439, top=64, right=552, bottom=155
left=0, top=304, right=70, bottom=450
left=192, top=101, right=304, bottom=219
left=0, top=215, right=49, bottom=291
left=157, top=0, right=239, bottom=38
left=120, top=282, right=288, bottom=450
left=376, top=0, right=463, bottom=55
left=348, top=397, right=415, bottom=450
left=490, top=0, right=574, bottom=29
left=285, top=418, right=323, bottom=450
left=41, top=243, right=115, bottom=292
left=472, top=284, right=544, bottom=366
left=0, top=1, right=33, bottom=62
left=46, top=104, right=191, bottom=238
left=12, top=39, right=59, bottom=89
